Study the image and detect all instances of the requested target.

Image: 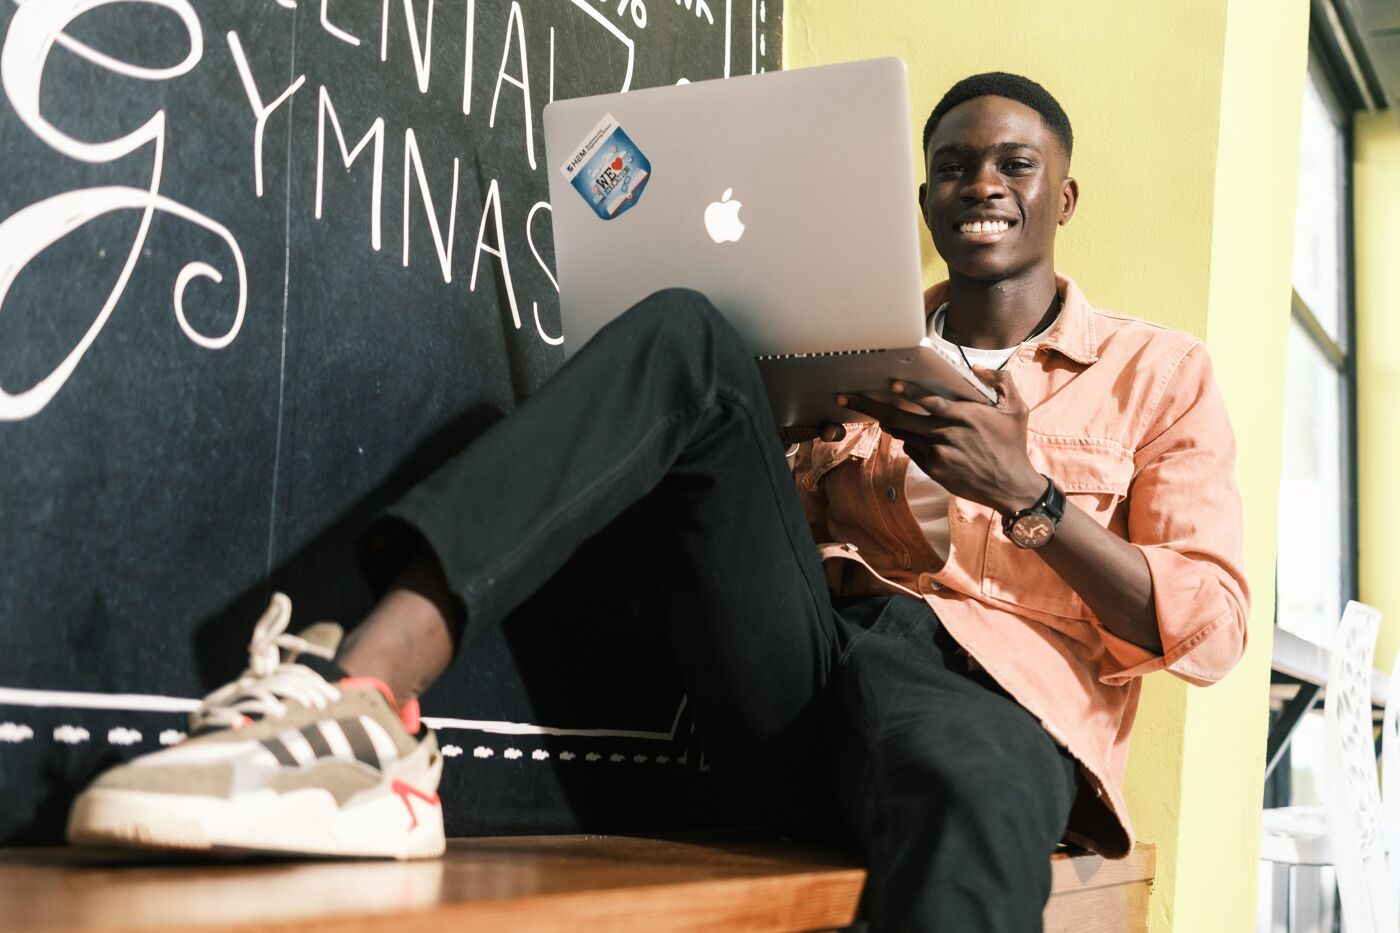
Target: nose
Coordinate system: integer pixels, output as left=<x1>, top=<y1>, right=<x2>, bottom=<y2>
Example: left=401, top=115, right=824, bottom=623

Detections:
left=960, top=161, right=1006, bottom=203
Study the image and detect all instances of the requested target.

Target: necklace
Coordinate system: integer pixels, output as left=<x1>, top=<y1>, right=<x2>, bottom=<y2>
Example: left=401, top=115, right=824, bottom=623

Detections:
left=945, top=297, right=1062, bottom=373
left=957, top=342, right=1011, bottom=374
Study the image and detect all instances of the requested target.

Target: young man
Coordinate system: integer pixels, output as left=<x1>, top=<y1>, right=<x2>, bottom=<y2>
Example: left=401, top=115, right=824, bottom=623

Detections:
left=67, top=73, right=1248, bottom=931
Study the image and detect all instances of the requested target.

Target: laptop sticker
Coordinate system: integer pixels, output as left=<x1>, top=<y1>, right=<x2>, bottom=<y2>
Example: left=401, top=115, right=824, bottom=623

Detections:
left=559, top=113, right=652, bottom=220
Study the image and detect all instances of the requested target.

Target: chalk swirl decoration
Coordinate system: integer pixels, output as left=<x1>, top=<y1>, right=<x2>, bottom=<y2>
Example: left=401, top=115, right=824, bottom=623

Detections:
left=0, top=0, right=247, bottom=421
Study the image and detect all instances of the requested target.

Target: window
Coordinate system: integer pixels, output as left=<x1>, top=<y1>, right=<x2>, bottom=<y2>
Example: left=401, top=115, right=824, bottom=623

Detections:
left=1275, top=65, right=1355, bottom=649
left=1264, top=54, right=1359, bottom=827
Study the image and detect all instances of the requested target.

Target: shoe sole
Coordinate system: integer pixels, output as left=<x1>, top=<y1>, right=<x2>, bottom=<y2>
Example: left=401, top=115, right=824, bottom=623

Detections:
left=66, top=784, right=445, bottom=860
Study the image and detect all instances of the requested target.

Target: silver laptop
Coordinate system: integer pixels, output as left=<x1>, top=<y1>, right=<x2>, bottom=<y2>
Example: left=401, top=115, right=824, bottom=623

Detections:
left=542, top=57, right=995, bottom=426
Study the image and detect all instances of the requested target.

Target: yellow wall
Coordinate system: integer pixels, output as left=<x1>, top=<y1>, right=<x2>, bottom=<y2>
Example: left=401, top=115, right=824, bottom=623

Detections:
left=1182, top=4, right=1308, bottom=929
left=1357, top=112, right=1400, bottom=671
left=784, top=1, right=1308, bottom=929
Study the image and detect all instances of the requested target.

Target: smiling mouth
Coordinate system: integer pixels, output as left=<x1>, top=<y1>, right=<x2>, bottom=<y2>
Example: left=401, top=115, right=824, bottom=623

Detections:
left=956, top=219, right=1013, bottom=235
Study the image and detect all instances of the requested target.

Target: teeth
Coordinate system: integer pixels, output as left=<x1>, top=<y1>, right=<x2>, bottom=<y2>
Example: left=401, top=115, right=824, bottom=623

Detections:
left=959, top=220, right=1010, bottom=234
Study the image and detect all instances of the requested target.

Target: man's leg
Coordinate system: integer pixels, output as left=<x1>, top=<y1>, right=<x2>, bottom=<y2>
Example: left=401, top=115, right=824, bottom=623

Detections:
left=347, top=287, right=843, bottom=820
left=832, top=597, right=1078, bottom=932
left=69, top=289, right=847, bottom=858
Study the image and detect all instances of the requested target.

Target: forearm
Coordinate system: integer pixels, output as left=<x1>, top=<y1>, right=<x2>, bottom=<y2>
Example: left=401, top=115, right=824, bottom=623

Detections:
left=985, top=470, right=1161, bottom=653
left=1035, top=504, right=1161, bottom=653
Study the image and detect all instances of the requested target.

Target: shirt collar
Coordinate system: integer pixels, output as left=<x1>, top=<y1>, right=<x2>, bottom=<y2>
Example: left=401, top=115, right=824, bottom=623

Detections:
left=922, top=274, right=1099, bottom=366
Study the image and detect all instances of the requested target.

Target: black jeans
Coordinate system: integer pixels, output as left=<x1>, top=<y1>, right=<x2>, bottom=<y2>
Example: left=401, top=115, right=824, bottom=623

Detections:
left=362, top=289, right=1078, bottom=932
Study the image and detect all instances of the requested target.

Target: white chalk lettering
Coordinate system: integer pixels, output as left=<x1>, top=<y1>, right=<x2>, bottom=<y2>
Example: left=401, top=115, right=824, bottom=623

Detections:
left=380, top=0, right=435, bottom=94
left=750, top=0, right=756, bottom=72
left=227, top=30, right=306, bottom=198
left=320, top=0, right=361, bottom=46
left=526, top=201, right=562, bottom=346
left=460, top=0, right=475, bottom=114
left=675, top=0, right=712, bottom=26
left=470, top=179, right=519, bottom=330
left=316, top=87, right=385, bottom=251
left=401, top=128, right=459, bottom=283
left=0, top=0, right=246, bottom=421
left=562, top=0, right=634, bottom=93
left=11, top=0, right=202, bottom=83
left=489, top=2, right=535, bottom=171
left=4, top=0, right=203, bottom=159
left=615, top=0, right=647, bottom=29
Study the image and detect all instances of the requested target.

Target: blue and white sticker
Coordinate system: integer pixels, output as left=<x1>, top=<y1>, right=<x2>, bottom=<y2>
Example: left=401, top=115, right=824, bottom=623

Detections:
left=559, top=113, right=652, bottom=220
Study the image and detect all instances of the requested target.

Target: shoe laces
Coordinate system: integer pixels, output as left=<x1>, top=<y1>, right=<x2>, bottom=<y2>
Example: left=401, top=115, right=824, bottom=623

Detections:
left=192, top=593, right=341, bottom=732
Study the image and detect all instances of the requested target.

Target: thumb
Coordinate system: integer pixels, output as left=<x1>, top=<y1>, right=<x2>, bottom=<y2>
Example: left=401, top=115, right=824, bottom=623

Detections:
left=972, top=366, right=1025, bottom=412
left=776, top=425, right=820, bottom=445
left=777, top=423, right=847, bottom=445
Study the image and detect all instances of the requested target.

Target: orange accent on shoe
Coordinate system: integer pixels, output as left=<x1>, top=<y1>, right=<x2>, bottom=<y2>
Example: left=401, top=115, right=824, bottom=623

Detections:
left=400, top=698, right=421, bottom=734
left=340, top=676, right=400, bottom=712
left=339, top=677, right=422, bottom=732
left=390, top=778, right=441, bottom=831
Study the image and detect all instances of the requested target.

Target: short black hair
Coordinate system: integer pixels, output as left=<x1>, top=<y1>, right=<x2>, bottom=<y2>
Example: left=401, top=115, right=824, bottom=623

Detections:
left=922, top=72, right=1073, bottom=161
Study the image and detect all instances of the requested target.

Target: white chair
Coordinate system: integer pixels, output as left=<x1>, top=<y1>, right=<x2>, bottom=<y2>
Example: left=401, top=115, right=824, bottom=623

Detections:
left=1381, top=647, right=1400, bottom=910
left=1259, top=601, right=1397, bottom=933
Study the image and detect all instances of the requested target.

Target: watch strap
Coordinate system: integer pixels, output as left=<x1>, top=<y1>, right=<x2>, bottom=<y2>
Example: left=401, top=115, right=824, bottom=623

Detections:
left=1001, top=476, right=1065, bottom=539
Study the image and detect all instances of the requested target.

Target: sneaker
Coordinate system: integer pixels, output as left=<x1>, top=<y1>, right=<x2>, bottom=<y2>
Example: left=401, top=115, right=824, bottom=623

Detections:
left=66, top=593, right=445, bottom=859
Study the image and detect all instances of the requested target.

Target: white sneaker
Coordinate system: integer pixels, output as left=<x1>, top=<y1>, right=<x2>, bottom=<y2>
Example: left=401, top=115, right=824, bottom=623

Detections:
left=66, top=594, right=445, bottom=859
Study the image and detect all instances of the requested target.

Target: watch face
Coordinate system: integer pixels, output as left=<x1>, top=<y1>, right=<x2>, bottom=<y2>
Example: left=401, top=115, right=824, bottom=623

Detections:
left=1010, top=513, right=1056, bottom=549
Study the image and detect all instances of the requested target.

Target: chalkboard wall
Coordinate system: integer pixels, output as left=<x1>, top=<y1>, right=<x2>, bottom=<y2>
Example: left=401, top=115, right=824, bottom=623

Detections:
left=0, top=0, right=782, bottom=843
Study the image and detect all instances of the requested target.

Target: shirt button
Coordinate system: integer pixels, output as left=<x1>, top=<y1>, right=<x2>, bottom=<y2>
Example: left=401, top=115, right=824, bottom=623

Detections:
left=885, top=486, right=898, bottom=501
left=842, top=543, right=859, bottom=553
left=918, top=572, right=942, bottom=592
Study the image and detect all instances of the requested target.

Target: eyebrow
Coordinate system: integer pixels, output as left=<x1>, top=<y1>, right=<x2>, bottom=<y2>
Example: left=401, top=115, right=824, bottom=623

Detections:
left=930, top=141, right=1041, bottom=160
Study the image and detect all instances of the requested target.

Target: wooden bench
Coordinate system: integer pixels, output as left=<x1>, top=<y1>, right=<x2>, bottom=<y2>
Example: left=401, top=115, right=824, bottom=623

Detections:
left=0, top=834, right=1154, bottom=932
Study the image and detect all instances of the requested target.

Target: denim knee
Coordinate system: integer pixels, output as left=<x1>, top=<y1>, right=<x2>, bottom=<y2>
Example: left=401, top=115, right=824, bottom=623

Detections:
left=611, top=288, right=762, bottom=402
left=624, top=288, right=748, bottom=358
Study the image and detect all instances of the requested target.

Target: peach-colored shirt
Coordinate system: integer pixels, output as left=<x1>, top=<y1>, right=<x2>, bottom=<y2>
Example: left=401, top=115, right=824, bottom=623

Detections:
left=791, top=275, right=1249, bottom=857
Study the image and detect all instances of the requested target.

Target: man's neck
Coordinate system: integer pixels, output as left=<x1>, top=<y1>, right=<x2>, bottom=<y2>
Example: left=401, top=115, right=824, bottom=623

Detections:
left=942, top=266, right=1061, bottom=350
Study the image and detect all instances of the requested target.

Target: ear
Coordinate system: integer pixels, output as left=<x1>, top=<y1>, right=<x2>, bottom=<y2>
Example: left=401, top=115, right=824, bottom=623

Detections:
left=1058, top=176, right=1079, bottom=226
left=917, top=181, right=929, bottom=225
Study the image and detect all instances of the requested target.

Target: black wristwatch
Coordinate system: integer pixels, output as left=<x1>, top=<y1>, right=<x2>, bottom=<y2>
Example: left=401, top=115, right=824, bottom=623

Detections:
left=1001, top=476, right=1066, bottom=549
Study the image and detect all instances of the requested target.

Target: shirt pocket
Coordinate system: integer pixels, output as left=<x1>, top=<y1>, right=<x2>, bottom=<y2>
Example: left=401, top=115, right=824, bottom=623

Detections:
left=980, top=434, right=1134, bottom=621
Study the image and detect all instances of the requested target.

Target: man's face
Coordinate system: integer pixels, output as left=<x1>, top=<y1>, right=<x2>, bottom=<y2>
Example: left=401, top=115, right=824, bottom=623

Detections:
left=919, top=95, right=1076, bottom=283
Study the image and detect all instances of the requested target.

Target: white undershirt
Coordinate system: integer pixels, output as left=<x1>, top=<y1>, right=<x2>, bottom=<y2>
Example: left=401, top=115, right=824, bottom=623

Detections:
left=903, top=305, right=1057, bottom=563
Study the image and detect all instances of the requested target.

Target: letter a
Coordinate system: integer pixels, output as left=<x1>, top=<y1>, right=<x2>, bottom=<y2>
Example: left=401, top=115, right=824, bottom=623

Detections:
left=489, top=2, right=535, bottom=171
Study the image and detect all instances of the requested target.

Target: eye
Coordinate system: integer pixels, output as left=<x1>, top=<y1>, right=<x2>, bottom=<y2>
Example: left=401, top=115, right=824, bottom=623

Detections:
left=1003, top=159, right=1036, bottom=174
left=936, top=162, right=964, bottom=174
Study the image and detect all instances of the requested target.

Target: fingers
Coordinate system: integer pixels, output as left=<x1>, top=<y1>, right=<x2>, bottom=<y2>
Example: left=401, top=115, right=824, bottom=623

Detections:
left=821, top=423, right=847, bottom=442
left=888, top=381, right=979, bottom=423
left=837, top=393, right=948, bottom=436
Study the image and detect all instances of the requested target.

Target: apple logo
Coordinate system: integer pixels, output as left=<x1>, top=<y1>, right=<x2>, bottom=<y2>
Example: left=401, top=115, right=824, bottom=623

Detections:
left=704, top=188, right=745, bottom=244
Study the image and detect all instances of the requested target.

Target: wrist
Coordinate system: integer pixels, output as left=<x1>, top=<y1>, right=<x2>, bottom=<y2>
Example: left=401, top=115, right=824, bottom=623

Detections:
left=994, top=471, right=1049, bottom=516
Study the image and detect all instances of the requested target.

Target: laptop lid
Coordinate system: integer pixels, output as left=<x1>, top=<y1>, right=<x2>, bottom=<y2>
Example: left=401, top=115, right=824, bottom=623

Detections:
left=542, top=57, right=926, bottom=358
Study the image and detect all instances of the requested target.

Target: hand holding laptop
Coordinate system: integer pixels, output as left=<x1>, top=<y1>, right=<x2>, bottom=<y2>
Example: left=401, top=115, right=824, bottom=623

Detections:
left=777, top=359, right=999, bottom=448
left=835, top=368, right=1045, bottom=515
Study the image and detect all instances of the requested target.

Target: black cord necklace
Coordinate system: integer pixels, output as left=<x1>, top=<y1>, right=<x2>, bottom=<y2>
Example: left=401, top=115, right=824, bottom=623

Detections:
left=956, top=341, right=1011, bottom=374
left=945, top=297, right=1062, bottom=373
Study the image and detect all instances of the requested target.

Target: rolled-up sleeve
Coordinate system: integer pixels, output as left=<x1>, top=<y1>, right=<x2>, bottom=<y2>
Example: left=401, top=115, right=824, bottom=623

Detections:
left=1099, top=344, right=1250, bottom=687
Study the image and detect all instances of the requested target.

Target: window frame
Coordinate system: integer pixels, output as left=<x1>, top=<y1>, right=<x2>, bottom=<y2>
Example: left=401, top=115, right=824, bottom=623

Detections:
left=1276, top=50, right=1359, bottom=634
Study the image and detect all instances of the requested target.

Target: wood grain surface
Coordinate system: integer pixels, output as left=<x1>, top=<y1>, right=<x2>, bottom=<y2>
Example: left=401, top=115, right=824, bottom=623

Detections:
left=0, top=835, right=1155, bottom=932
